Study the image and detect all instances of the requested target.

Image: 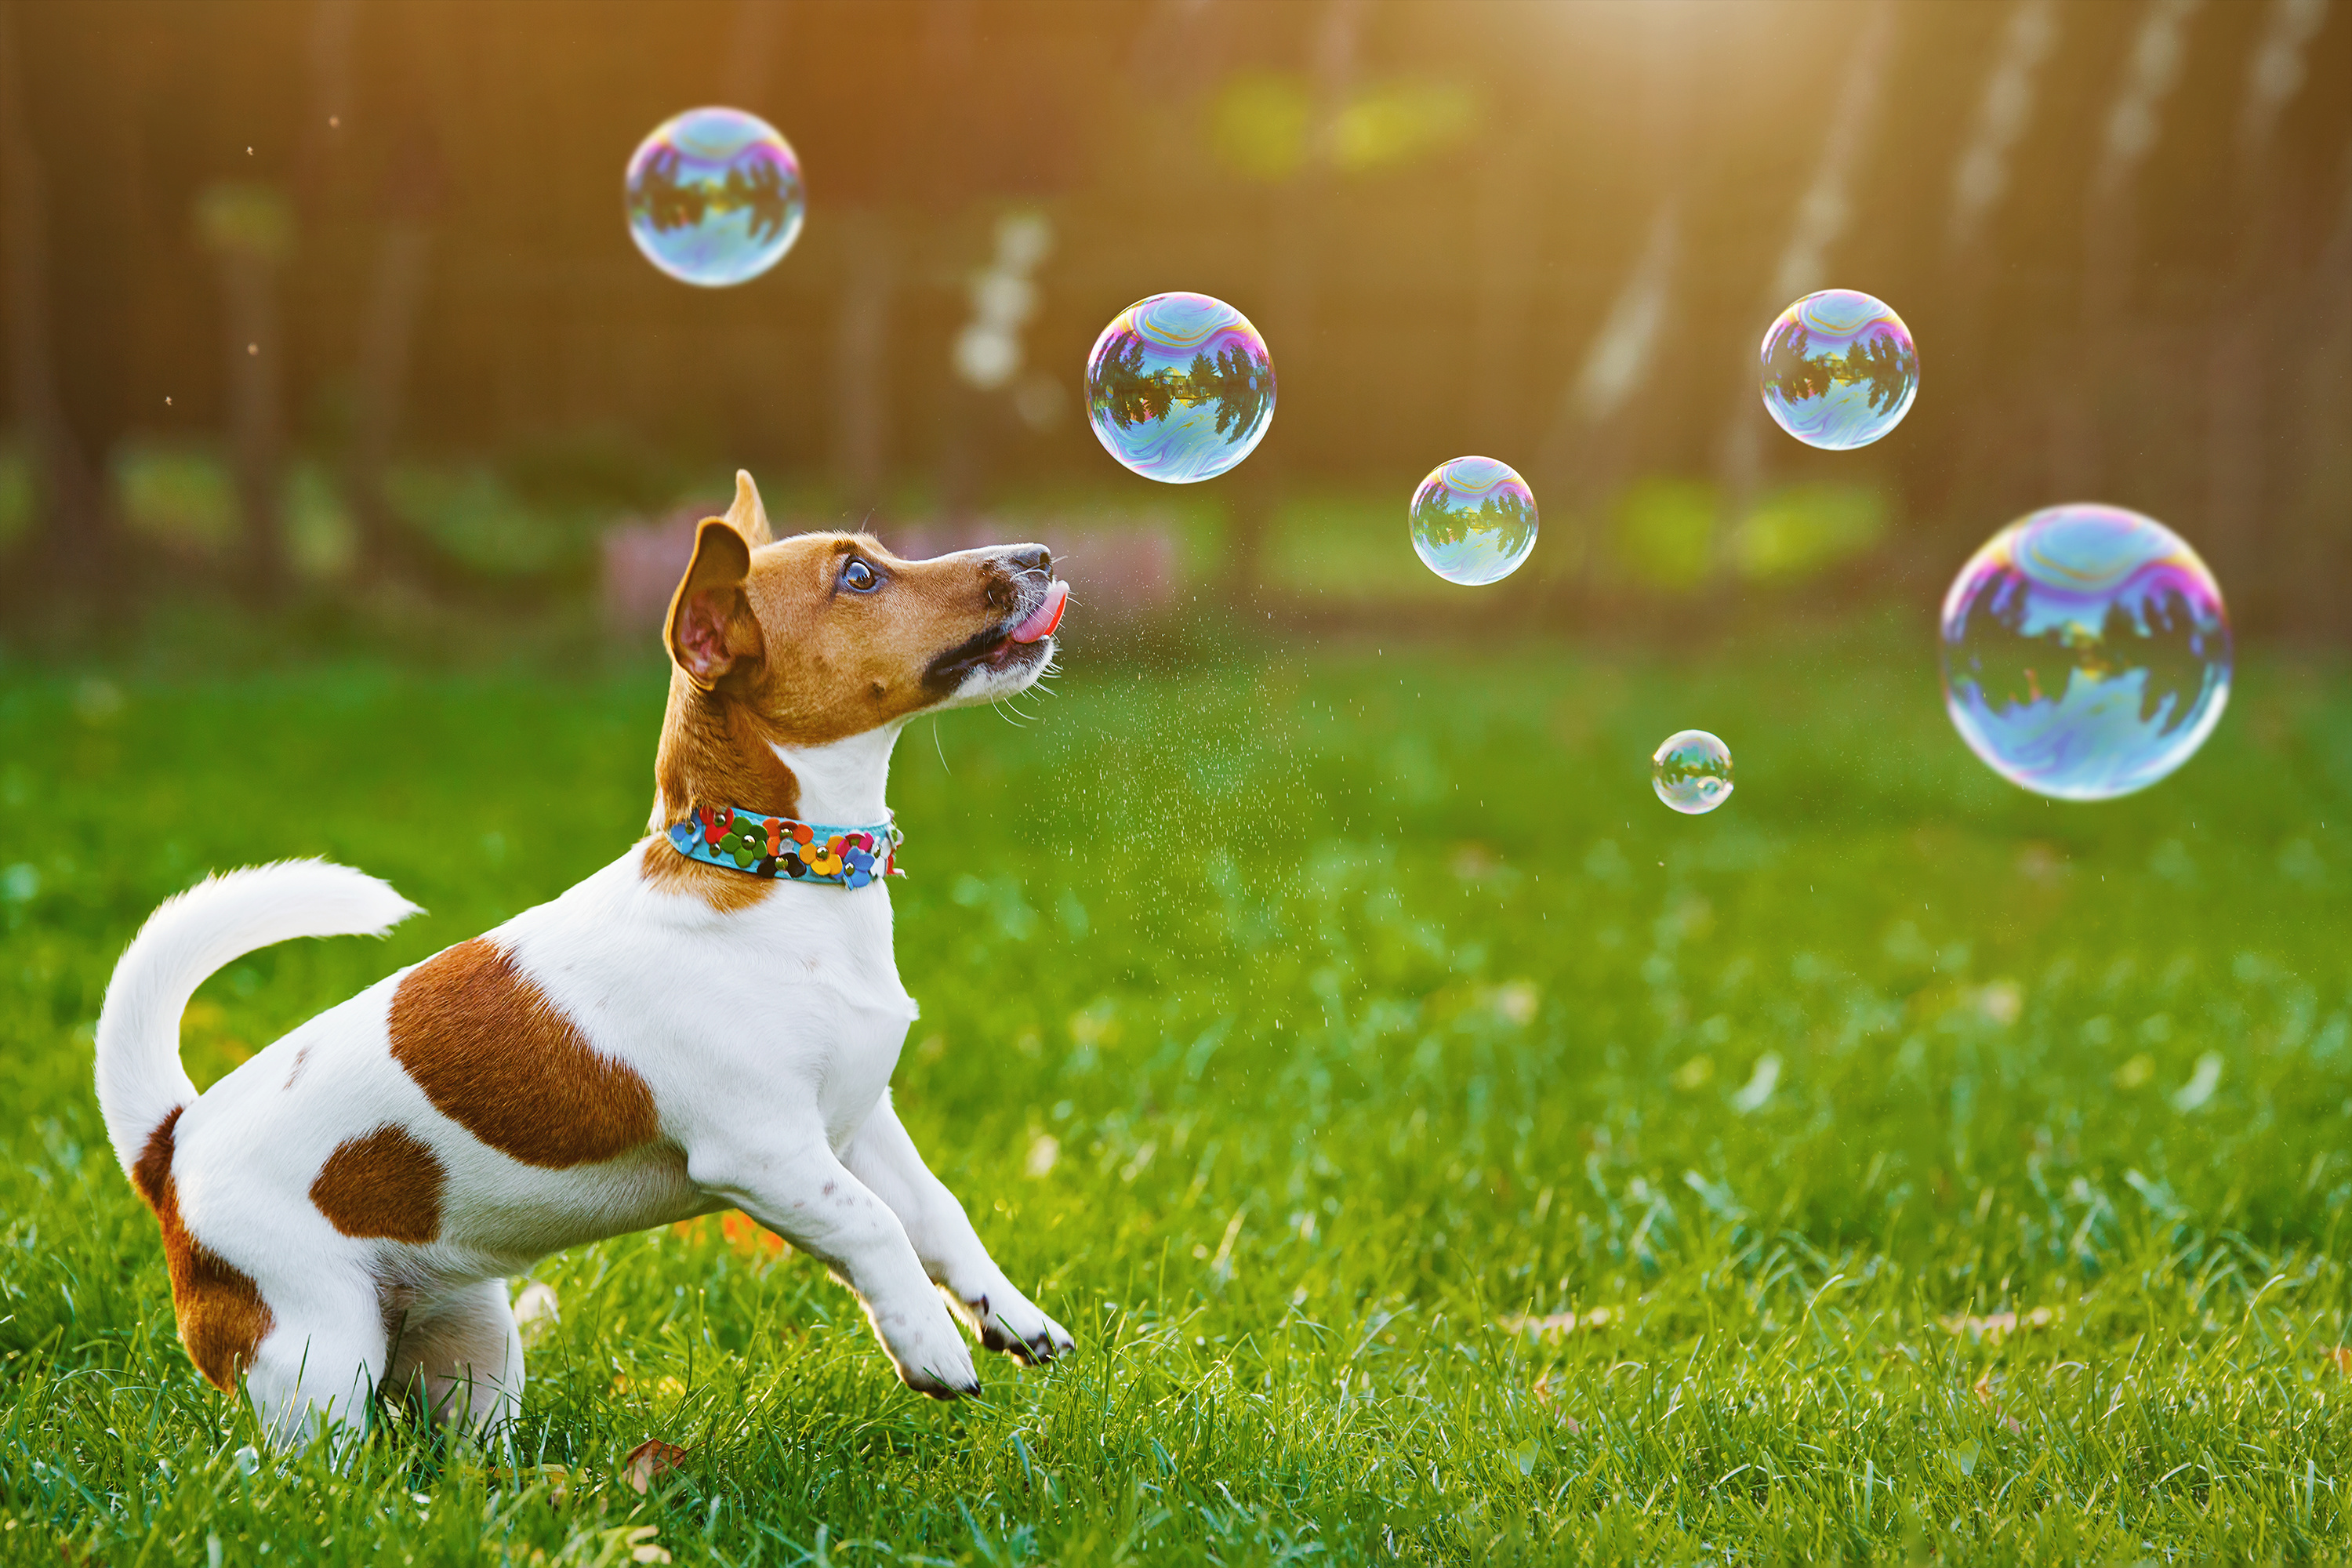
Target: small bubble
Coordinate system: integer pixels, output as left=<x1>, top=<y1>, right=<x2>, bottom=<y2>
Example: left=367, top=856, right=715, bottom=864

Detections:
left=328, top=114, right=339, bottom=128
left=246, top=343, right=258, bottom=356
left=1652, top=730, right=1733, bottom=815
left=1410, top=456, right=1537, bottom=586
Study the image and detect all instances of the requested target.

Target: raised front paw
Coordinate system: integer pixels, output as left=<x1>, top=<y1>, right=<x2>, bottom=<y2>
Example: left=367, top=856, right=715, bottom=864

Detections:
left=870, top=1299, right=981, bottom=1399
left=956, top=1283, right=1074, bottom=1366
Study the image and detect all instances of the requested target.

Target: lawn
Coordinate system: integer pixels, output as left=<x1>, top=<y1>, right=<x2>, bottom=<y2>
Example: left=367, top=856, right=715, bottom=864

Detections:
left=5, top=612, right=2352, bottom=1563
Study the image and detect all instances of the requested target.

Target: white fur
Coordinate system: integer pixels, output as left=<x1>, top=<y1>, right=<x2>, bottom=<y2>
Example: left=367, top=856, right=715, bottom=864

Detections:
left=95, top=860, right=420, bottom=1173
left=771, top=724, right=906, bottom=823
left=93, top=639, right=1069, bottom=1450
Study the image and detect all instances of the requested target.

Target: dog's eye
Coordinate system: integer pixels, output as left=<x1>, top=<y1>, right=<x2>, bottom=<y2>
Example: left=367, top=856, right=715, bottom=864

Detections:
left=840, top=558, right=878, bottom=593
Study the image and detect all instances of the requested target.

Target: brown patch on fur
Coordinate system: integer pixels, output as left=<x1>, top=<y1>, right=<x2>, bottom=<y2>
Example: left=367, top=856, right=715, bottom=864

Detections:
left=649, top=669, right=801, bottom=826
left=390, top=939, right=660, bottom=1167
left=131, top=1108, right=274, bottom=1391
left=310, top=1125, right=445, bottom=1243
left=283, top=1044, right=311, bottom=1090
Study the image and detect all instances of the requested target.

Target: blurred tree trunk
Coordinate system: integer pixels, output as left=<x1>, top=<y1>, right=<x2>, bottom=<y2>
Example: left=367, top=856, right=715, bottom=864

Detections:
left=347, top=219, right=432, bottom=559
left=2204, top=0, right=2328, bottom=625
left=296, top=0, right=358, bottom=206
left=344, top=5, right=448, bottom=581
left=198, top=186, right=293, bottom=604
left=1229, top=0, right=1362, bottom=606
left=1713, top=0, right=1897, bottom=525
left=1931, top=0, right=2060, bottom=544
left=0, top=0, right=111, bottom=601
left=724, top=0, right=782, bottom=107
left=2056, top=0, right=2204, bottom=501
left=1468, top=118, right=1539, bottom=452
left=1540, top=3, right=1690, bottom=605
left=833, top=209, right=895, bottom=519
left=2282, top=139, right=2352, bottom=637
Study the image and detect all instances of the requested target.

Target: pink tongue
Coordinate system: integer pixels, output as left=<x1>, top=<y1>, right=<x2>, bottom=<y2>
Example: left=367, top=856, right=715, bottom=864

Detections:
left=1010, top=579, right=1069, bottom=644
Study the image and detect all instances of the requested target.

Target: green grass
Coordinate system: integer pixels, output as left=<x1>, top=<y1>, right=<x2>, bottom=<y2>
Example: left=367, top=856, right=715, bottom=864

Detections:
left=6, top=613, right=2352, bottom=1562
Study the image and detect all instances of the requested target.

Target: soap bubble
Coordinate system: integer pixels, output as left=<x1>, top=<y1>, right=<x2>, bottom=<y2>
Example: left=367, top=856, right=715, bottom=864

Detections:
left=1941, top=504, right=2230, bottom=800
left=625, top=107, right=804, bottom=287
left=1759, top=289, right=1918, bottom=450
left=1653, top=730, right=1733, bottom=815
left=1410, top=457, right=1538, bottom=586
left=1085, top=292, right=1274, bottom=483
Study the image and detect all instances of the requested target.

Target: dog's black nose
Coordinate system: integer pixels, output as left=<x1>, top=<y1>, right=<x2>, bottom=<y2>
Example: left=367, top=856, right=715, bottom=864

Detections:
left=1001, top=545, right=1051, bottom=574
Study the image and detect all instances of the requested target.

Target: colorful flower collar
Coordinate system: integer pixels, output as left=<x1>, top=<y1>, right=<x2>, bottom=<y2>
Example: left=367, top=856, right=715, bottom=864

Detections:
left=666, top=804, right=901, bottom=888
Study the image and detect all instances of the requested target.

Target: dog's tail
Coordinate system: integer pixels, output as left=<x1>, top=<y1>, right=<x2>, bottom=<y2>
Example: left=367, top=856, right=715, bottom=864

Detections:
left=96, top=859, right=420, bottom=1179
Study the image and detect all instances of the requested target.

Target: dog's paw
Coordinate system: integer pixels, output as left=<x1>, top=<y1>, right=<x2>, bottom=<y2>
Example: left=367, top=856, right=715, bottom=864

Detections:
left=873, top=1303, right=981, bottom=1399
left=958, top=1283, right=1073, bottom=1367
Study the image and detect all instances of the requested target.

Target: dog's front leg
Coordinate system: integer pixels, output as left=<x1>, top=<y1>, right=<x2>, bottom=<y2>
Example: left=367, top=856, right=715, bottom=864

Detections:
left=844, top=1093, right=1073, bottom=1366
left=690, top=1134, right=979, bottom=1398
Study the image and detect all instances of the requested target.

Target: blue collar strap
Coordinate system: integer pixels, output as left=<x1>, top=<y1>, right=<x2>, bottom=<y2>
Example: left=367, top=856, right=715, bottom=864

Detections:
left=666, top=804, right=901, bottom=887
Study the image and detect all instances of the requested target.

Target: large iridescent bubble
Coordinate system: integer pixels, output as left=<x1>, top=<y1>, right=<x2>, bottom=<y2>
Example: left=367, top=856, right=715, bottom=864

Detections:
left=1940, top=504, right=2230, bottom=800
left=1084, top=292, right=1274, bottom=484
left=625, top=107, right=804, bottom=287
left=1410, top=456, right=1537, bottom=586
left=1759, top=289, right=1918, bottom=450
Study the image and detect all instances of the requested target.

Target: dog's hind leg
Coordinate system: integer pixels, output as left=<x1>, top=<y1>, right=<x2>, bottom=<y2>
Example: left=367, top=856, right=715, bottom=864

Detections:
left=383, top=1278, right=524, bottom=1434
left=843, top=1092, right=1073, bottom=1366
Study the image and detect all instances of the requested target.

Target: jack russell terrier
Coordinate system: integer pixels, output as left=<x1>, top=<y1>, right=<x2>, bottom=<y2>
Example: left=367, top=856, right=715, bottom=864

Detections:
left=94, top=473, right=1074, bottom=1447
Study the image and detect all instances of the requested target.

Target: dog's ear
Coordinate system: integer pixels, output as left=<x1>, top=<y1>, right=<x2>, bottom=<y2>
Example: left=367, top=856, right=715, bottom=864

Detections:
left=724, top=469, right=774, bottom=546
left=666, top=519, right=763, bottom=690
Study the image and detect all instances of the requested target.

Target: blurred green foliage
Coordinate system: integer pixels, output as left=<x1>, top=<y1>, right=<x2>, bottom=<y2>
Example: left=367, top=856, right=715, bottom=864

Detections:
left=1610, top=476, right=1718, bottom=592
left=1730, top=482, right=1889, bottom=584
left=116, top=443, right=244, bottom=556
left=1209, top=71, right=1476, bottom=184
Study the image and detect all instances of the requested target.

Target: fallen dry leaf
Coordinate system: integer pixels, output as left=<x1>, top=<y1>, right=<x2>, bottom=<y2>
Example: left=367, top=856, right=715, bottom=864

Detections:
left=512, top=1282, right=560, bottom=1346
left=1973, top=1370, right=1996, bottom=1407
left=1940, top=1306, right=2056, bottom=1340
left=623, top=1439, right=688, bottom=1495
left=2332, top=1345, right=2352, bottom=1377
left=615, top=1525, right=670, bottom=1564
left=1502, top=1306, right=1613, bottom=1338
left=1528, top=1374, right=1585, bottom=1432
left=720, top=1211, right=786, bottom=1258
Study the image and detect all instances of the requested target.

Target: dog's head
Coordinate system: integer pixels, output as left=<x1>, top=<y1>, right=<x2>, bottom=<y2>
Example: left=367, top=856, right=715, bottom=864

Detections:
left=662, top=472, right=1065, bottom=743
